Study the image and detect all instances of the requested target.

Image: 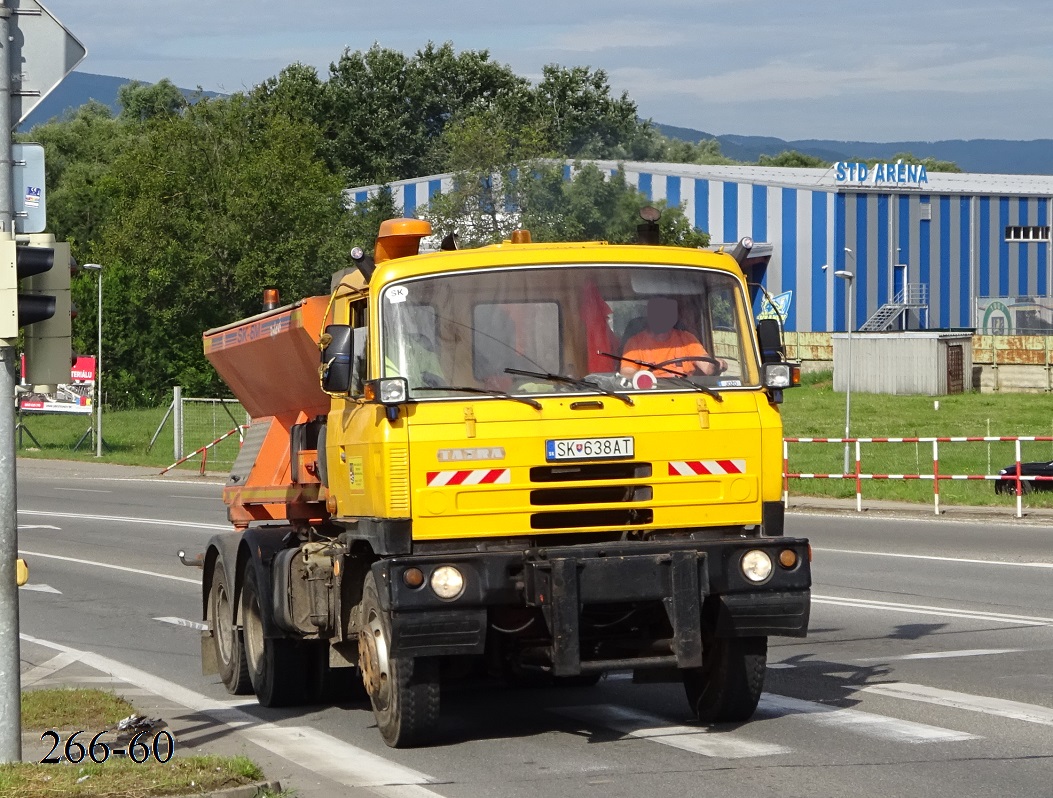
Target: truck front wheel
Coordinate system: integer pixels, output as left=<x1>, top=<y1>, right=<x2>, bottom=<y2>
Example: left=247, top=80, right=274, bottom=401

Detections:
left=682, top=635, right=767, bottom=723
left=242, top=563, right=307, bottom=707
left=208, top=565, right=251, bottom=695
left=359, top=572, right=440, bottom=747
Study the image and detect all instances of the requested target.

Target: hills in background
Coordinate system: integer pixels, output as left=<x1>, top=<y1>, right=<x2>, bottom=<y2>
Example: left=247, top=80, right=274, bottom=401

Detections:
left=20, top=72, right=1053, bottom=176
left=19, top=71, right=222, bottom=130
left=653, top=123, right=1052, bottom=176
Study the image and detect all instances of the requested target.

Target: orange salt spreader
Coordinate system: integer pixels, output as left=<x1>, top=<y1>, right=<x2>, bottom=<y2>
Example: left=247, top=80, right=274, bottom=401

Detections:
left=203, top=294, right=333, bottom=527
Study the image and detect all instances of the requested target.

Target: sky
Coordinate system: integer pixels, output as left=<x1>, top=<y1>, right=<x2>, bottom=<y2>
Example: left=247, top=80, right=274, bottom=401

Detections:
left=38, top=0, right=1053, bottom=143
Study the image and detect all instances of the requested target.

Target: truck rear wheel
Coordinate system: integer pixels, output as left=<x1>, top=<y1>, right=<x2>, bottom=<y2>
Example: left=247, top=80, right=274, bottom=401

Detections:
left=682, top=635, right=766, bottom=724
left=242, top=563, right=307, bottom=707
left=208, top=565, right=251, bottom=695
left=359, top=572, right=440, bottom=747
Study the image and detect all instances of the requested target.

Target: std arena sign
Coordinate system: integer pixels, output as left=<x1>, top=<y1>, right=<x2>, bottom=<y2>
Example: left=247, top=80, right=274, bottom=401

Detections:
left=834, top=160, right=929, bottom=187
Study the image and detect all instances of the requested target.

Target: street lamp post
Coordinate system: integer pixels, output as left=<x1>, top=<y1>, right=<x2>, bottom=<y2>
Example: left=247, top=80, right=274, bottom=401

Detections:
left=83, top=264, right=103, bottom=457
left=836, top=247, right=856, bottom=474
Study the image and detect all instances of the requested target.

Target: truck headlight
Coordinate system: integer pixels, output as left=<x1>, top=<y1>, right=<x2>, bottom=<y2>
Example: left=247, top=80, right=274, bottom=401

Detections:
left=377, top=377, right=408, bottom=405
left=430, top=565, right=465, bottom=600
left=741, top=550, right=773, bottom=583
left=763, top=363, right=800, bottom=389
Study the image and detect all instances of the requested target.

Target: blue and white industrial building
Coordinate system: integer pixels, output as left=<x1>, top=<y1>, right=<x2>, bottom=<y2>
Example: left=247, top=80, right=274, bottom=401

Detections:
left=350, top=161, right=1053, bottom=336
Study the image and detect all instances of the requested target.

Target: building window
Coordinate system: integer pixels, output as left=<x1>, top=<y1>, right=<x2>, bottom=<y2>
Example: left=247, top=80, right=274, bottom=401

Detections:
left=1005, top=225, right=1051, bottom=242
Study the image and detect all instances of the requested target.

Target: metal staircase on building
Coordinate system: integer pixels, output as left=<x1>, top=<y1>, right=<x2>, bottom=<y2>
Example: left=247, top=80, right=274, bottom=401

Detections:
left=860, top=284, right=929, bottom=331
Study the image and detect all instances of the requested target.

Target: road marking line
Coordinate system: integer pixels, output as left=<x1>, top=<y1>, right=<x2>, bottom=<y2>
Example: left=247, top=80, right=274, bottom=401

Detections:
left=812, top=595, right=1053, bottom=626
left=767, top=663, right=797, bottom=669
left=21, top=651, right=81, bottom=687
left=18, top=525, right=61, bottom=530
left=155, top=616, right=208, bottom=631
left=18, top=550, right=199, bottom=585
left=55, top=487, right=113, bottom=494
left=758, top=694, right=978, bottom=742
left=18, top=509, right=229, bottom=531
left=862, top=683, right=1053, bottom=727
left=553, top=705, right=791, bottom=758
left=815, top=547, right=1053, bottom=569
left=856, top=648, right=1028, bottom=662
left=19, top=583, right=62, bottom=594
left=20, top=634, right=446, bottom=796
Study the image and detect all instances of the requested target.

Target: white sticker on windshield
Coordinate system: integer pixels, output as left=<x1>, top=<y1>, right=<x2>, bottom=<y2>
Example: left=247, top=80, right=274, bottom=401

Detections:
left=386, top=286, right=409, bottom=304
left=718, top=379, right=742, bottom=387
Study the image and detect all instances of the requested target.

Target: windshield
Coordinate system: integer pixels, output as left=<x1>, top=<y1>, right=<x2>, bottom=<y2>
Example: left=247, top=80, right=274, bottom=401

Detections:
left=380, top=263, right=760, bottom=399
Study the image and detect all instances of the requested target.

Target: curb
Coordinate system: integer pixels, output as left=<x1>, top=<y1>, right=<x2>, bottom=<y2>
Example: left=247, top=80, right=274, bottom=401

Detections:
left=191, top=782, right=283, bottom=798
left=786, top=498, right=1053, bottom=525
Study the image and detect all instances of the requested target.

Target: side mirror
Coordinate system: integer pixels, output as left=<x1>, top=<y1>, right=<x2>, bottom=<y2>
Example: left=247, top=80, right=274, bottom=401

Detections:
left=756, top=318, right=785, bottom=364
left=321, top=324, right=353, bottom=393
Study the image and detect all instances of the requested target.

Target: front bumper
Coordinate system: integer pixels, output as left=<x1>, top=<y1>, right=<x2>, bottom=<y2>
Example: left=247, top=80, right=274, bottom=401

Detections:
left=372, top=537, right=811, bottom=672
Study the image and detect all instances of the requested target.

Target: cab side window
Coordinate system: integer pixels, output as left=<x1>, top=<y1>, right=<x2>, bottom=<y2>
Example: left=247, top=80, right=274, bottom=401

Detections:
left=349, top=299, right=368, bottom=395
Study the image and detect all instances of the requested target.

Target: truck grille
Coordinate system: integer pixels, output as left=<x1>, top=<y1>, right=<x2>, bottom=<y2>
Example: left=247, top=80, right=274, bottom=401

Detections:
left=530, top=462, right=652, bottom=482
left=528, top=461, right=653, bottom=530
left=530, top=508, right=654, bottom=530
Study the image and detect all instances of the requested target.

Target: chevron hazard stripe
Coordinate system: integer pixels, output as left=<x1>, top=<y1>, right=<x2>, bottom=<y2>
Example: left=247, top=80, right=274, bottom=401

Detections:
left=668, top=459, right=746, bottom=476
left=426, top=469, right=511, bottom=487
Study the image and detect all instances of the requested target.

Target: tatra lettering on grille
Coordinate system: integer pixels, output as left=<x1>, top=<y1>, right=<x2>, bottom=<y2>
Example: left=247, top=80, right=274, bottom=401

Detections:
left=668, top=459, right=746, bottom=476
left=426, top=468, right=511, bottom=487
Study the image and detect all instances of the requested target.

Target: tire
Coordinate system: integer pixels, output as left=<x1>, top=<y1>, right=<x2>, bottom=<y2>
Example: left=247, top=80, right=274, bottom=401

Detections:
left=682, top=635, right=767, bottom=724
left=241, top=562, right=307, bottom=707
left=359, top=572, right=440, bottom=747
left=302, top=640, right=368, bottom=704
left=208, top=565, right=252, bottom=695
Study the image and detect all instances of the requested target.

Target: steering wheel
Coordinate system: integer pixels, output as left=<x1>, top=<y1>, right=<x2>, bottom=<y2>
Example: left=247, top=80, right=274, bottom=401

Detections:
left=653, top=355, right=723, bottom=373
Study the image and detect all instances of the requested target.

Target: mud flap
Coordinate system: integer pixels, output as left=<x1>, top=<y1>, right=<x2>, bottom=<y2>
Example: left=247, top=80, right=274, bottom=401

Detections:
left=201, top=631, right=219, bottom=675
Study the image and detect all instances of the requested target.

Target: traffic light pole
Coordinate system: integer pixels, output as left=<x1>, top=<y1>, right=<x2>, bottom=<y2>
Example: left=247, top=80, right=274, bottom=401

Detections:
left=0, top=1, right=24, bottom=763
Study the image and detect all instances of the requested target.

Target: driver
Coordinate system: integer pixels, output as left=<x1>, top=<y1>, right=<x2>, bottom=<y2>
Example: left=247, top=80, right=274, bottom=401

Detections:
left=620, top=297, right=726, bottom=378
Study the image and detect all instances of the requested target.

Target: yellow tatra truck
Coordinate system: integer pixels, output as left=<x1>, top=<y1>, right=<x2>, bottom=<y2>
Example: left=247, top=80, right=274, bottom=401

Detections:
left=197, top=216, right=810, bottom=747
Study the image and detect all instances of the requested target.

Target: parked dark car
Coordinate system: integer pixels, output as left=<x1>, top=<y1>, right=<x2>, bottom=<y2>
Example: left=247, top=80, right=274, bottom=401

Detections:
left=994, top=461, right=1053, bottom=494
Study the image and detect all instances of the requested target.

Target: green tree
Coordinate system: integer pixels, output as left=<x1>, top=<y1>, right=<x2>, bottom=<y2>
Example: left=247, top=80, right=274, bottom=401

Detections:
left=758, top=150, right=830, bottom=168
left=531, top=65, right=640, bottom=158
left=87, top=95, right=356, bottom=405
left=347, top=187, right=403, bottom=255
left=117, top=78, right=187, bottom=123
left=250, top=63, right=328, bottom=124
left=887, top=152, right=962, bottom=173
left=423, top=158, right=708, bottom=250
left=18, top=100, right=129, bottom=249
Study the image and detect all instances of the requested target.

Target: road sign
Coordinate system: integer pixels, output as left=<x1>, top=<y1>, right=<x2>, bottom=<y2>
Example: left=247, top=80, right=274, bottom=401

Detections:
left=7, top=0, right=87, bottom=128
left=12, top=143, right=45, bottom=233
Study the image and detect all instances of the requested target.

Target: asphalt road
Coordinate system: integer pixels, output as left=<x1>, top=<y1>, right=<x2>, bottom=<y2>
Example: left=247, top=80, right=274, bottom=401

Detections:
left=13, top=460, right=1053, bottom=798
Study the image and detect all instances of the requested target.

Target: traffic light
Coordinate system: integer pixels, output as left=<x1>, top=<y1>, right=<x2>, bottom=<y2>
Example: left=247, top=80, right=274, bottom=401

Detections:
left=24, top=235, right=76, bottom=390
left=0, top=233, right=75, bottom=388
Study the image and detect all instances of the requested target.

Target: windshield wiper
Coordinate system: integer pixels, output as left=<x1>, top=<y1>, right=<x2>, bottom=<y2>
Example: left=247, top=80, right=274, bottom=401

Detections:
left=504, top=367, right=634, bottom=406
left=414, top=385, right=542, bottom=410
left=597, top=352, right=723, bottom=402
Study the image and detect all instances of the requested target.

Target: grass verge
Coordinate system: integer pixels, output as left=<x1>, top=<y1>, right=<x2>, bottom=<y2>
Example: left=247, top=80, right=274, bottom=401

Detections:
left=0, top=755, right=263, bottom=798
left=11, top=689, right=266, bottom=798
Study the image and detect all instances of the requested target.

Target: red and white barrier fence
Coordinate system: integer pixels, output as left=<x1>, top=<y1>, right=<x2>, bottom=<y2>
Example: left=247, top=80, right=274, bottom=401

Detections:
left=160, top=425, right=246, bottom=476
left=783, top=436, right=1053, bottom=518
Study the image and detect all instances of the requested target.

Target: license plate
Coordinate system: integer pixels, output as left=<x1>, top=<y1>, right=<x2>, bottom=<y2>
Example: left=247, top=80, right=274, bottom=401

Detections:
left=546, top=436, right=634, bottom=462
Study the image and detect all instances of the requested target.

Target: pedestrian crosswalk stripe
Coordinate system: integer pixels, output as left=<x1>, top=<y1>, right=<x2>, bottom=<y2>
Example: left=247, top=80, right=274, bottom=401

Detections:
left=758, top=694, right=978, bottom=742
left=553, top=705, right=791, bottom=758
left=862, top=683, right=1053, bottom=727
